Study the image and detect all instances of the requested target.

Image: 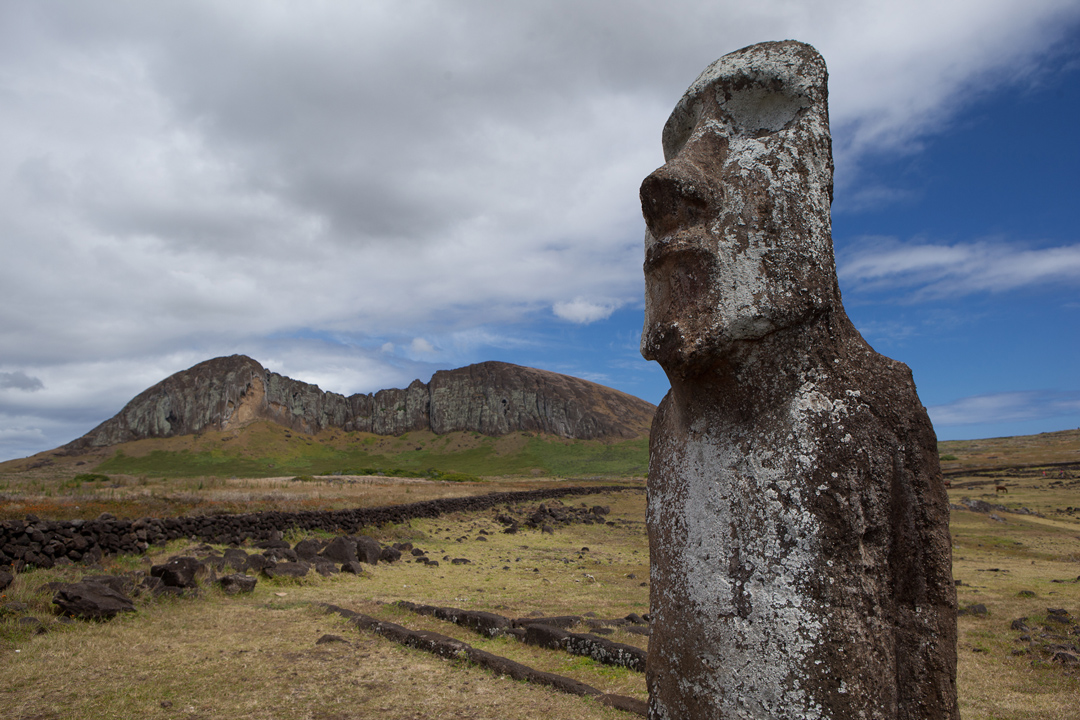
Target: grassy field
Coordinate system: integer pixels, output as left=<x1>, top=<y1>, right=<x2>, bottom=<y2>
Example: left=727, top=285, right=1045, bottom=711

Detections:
left=0, top=423, right=649, bottom=522
left=2, top=422, right=651, bottom=479
left=1, top=429, right=1078, bottom=718
left=938, top=428, right=1080, bottom=470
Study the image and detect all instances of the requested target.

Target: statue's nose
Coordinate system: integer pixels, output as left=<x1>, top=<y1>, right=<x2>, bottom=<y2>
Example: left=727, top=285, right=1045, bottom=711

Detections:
left=639, top=162, right=714, bottom=239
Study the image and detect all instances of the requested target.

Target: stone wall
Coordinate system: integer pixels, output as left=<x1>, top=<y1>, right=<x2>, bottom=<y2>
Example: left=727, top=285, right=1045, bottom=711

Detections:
left=0, top=485, right=628, bottom=571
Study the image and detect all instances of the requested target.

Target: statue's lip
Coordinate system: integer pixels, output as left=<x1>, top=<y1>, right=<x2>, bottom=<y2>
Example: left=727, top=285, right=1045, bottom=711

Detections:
left=644, top=232, right=712, bottom=272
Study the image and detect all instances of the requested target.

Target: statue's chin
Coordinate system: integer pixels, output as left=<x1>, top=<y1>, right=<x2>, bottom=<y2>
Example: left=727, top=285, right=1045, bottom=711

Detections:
left=642, top=311, right=793, bottom=377
left=642, top=322, right=726, bottom=377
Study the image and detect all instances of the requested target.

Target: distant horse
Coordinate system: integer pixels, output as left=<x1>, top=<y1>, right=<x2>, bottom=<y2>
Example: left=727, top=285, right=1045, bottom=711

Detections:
left=995, top=485, right=1008, bottom=494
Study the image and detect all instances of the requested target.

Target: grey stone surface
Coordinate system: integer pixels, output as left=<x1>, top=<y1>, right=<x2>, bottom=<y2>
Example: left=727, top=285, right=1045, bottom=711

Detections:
left=641, top=40, right=957, bottom=720
left=64, top=356, right=655, bottom=449
left=353, top=536, right=382, bottom=565
left=217, top=573, right=257, bottom=595
left=150, top=557, right=202, bottom=588
left=318, top=536, right=358, bottom=565
left=52, top=580, right=135, bottom=620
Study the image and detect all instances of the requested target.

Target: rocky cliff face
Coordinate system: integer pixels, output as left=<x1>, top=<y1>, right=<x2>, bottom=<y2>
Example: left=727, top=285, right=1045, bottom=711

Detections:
left=66, top=355, right=655, bottom=449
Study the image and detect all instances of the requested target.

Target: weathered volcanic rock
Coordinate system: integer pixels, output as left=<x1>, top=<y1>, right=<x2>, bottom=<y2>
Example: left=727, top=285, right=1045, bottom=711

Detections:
left=427, top=362, right=650, bottom=438
left=217, top=573, right=257, bottom=595
left=151, top=557, right=202, bottom=588
left=640, top=41, right=957, bottom=719
left=318, top=536, right=358, bottom=565
left=353, top=536, right=383, bottom=566
left=63, top=357, right=654, bottom=450
left=53, top=581, right=135, bottom=620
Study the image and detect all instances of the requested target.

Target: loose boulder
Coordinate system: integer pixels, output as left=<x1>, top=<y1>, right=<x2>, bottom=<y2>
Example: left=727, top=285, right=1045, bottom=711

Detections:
left=354, top=536, right=382, bottom=565
left=53, top=581, right=135, bottom=620
left=223, top=548, right=250, bottom=572
left=294, top=538, right=323, bottom=561
left=217, top=573, right=257, bottom=595
left=640, top=41, right=957, bottom=719
left=318, top=537, right=357, bottom=565
left=150, top=557, right=202, bottom=588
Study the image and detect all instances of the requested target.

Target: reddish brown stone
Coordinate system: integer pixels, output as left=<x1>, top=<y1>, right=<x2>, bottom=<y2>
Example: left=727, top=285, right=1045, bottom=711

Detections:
left=641, top=41, right=957, bottom=719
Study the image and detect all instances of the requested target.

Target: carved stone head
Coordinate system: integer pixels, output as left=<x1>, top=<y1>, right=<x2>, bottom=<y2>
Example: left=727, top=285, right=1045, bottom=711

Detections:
left=640, top=41, right=839, bottom=377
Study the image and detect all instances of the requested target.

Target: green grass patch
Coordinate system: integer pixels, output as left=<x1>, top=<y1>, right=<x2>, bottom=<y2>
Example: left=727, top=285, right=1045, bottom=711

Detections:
left=91, top=432, right=649, bottom=479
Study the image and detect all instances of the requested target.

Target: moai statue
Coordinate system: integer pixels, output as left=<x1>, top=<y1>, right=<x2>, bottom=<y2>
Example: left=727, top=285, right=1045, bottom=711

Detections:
left=640, top=41, right=958, bottom=719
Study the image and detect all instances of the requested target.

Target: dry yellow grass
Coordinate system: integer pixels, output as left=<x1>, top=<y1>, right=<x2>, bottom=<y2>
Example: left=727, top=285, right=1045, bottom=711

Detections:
left=2, top=470, right=1078, bottom=718
left=939, top=428, right=1080, bottom=470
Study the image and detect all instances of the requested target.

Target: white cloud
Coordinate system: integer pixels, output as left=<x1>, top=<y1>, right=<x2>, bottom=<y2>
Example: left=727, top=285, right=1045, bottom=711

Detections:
left=928, top=391, right=1080, bottom=427
left=553, top=298, right=620, bottom=324
left=410, top=338, right=436, bottom=355
left=839, top=239, right=1080, bottom=299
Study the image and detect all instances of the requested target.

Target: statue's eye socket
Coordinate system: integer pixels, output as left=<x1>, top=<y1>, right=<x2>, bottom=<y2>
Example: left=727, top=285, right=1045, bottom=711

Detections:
left=662, top=99, right=704, bottom=162
left=720, top=85, right=809, bottom=135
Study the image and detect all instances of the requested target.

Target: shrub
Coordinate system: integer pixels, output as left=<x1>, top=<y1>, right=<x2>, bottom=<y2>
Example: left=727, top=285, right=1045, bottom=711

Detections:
left=73, top=473, right=110, bottom=484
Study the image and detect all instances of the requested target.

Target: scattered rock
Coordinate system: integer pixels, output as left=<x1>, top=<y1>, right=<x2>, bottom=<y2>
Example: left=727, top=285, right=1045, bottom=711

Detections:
left=82, top=574, right=135, bottom=596
left=340, top=561, right=365, bottom=575
left=53, top=580, right=135, bottom=620
left=316, top=634, right=349, bottom=645
left=18, top=616, right=45, bottom=634
left=293, top=538, right=323, bottom=561
left=354, top=536, right=382, bottom=565
left=958, top=604, right=989, bottom=617
left=244, top=554, right=276, bottom=573
left=319, top=536, right=358, bottom=565
left=1052, top=650, right=1080, bottom=665
left=379, top=546, right=402, bottom=563
left=222, top=548, right=249, bottom=572
left=150, top=557, right=202, bottom=588
left=312, top=558, right=340, bottom=577
left=2, top=601, right=29, bottom=615
left=263, top=546, right=298, bottom=563
left=1046, top=608, right=1073, bottom=625
left=217, top=574, right=257, bottom=595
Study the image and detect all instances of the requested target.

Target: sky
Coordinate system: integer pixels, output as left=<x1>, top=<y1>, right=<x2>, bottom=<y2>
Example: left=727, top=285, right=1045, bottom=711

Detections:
left=1, top=1, right=1079, bottom=462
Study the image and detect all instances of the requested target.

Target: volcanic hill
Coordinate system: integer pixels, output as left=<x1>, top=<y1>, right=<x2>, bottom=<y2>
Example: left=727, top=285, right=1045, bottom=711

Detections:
left=63, top=356, right=656, bottom=451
